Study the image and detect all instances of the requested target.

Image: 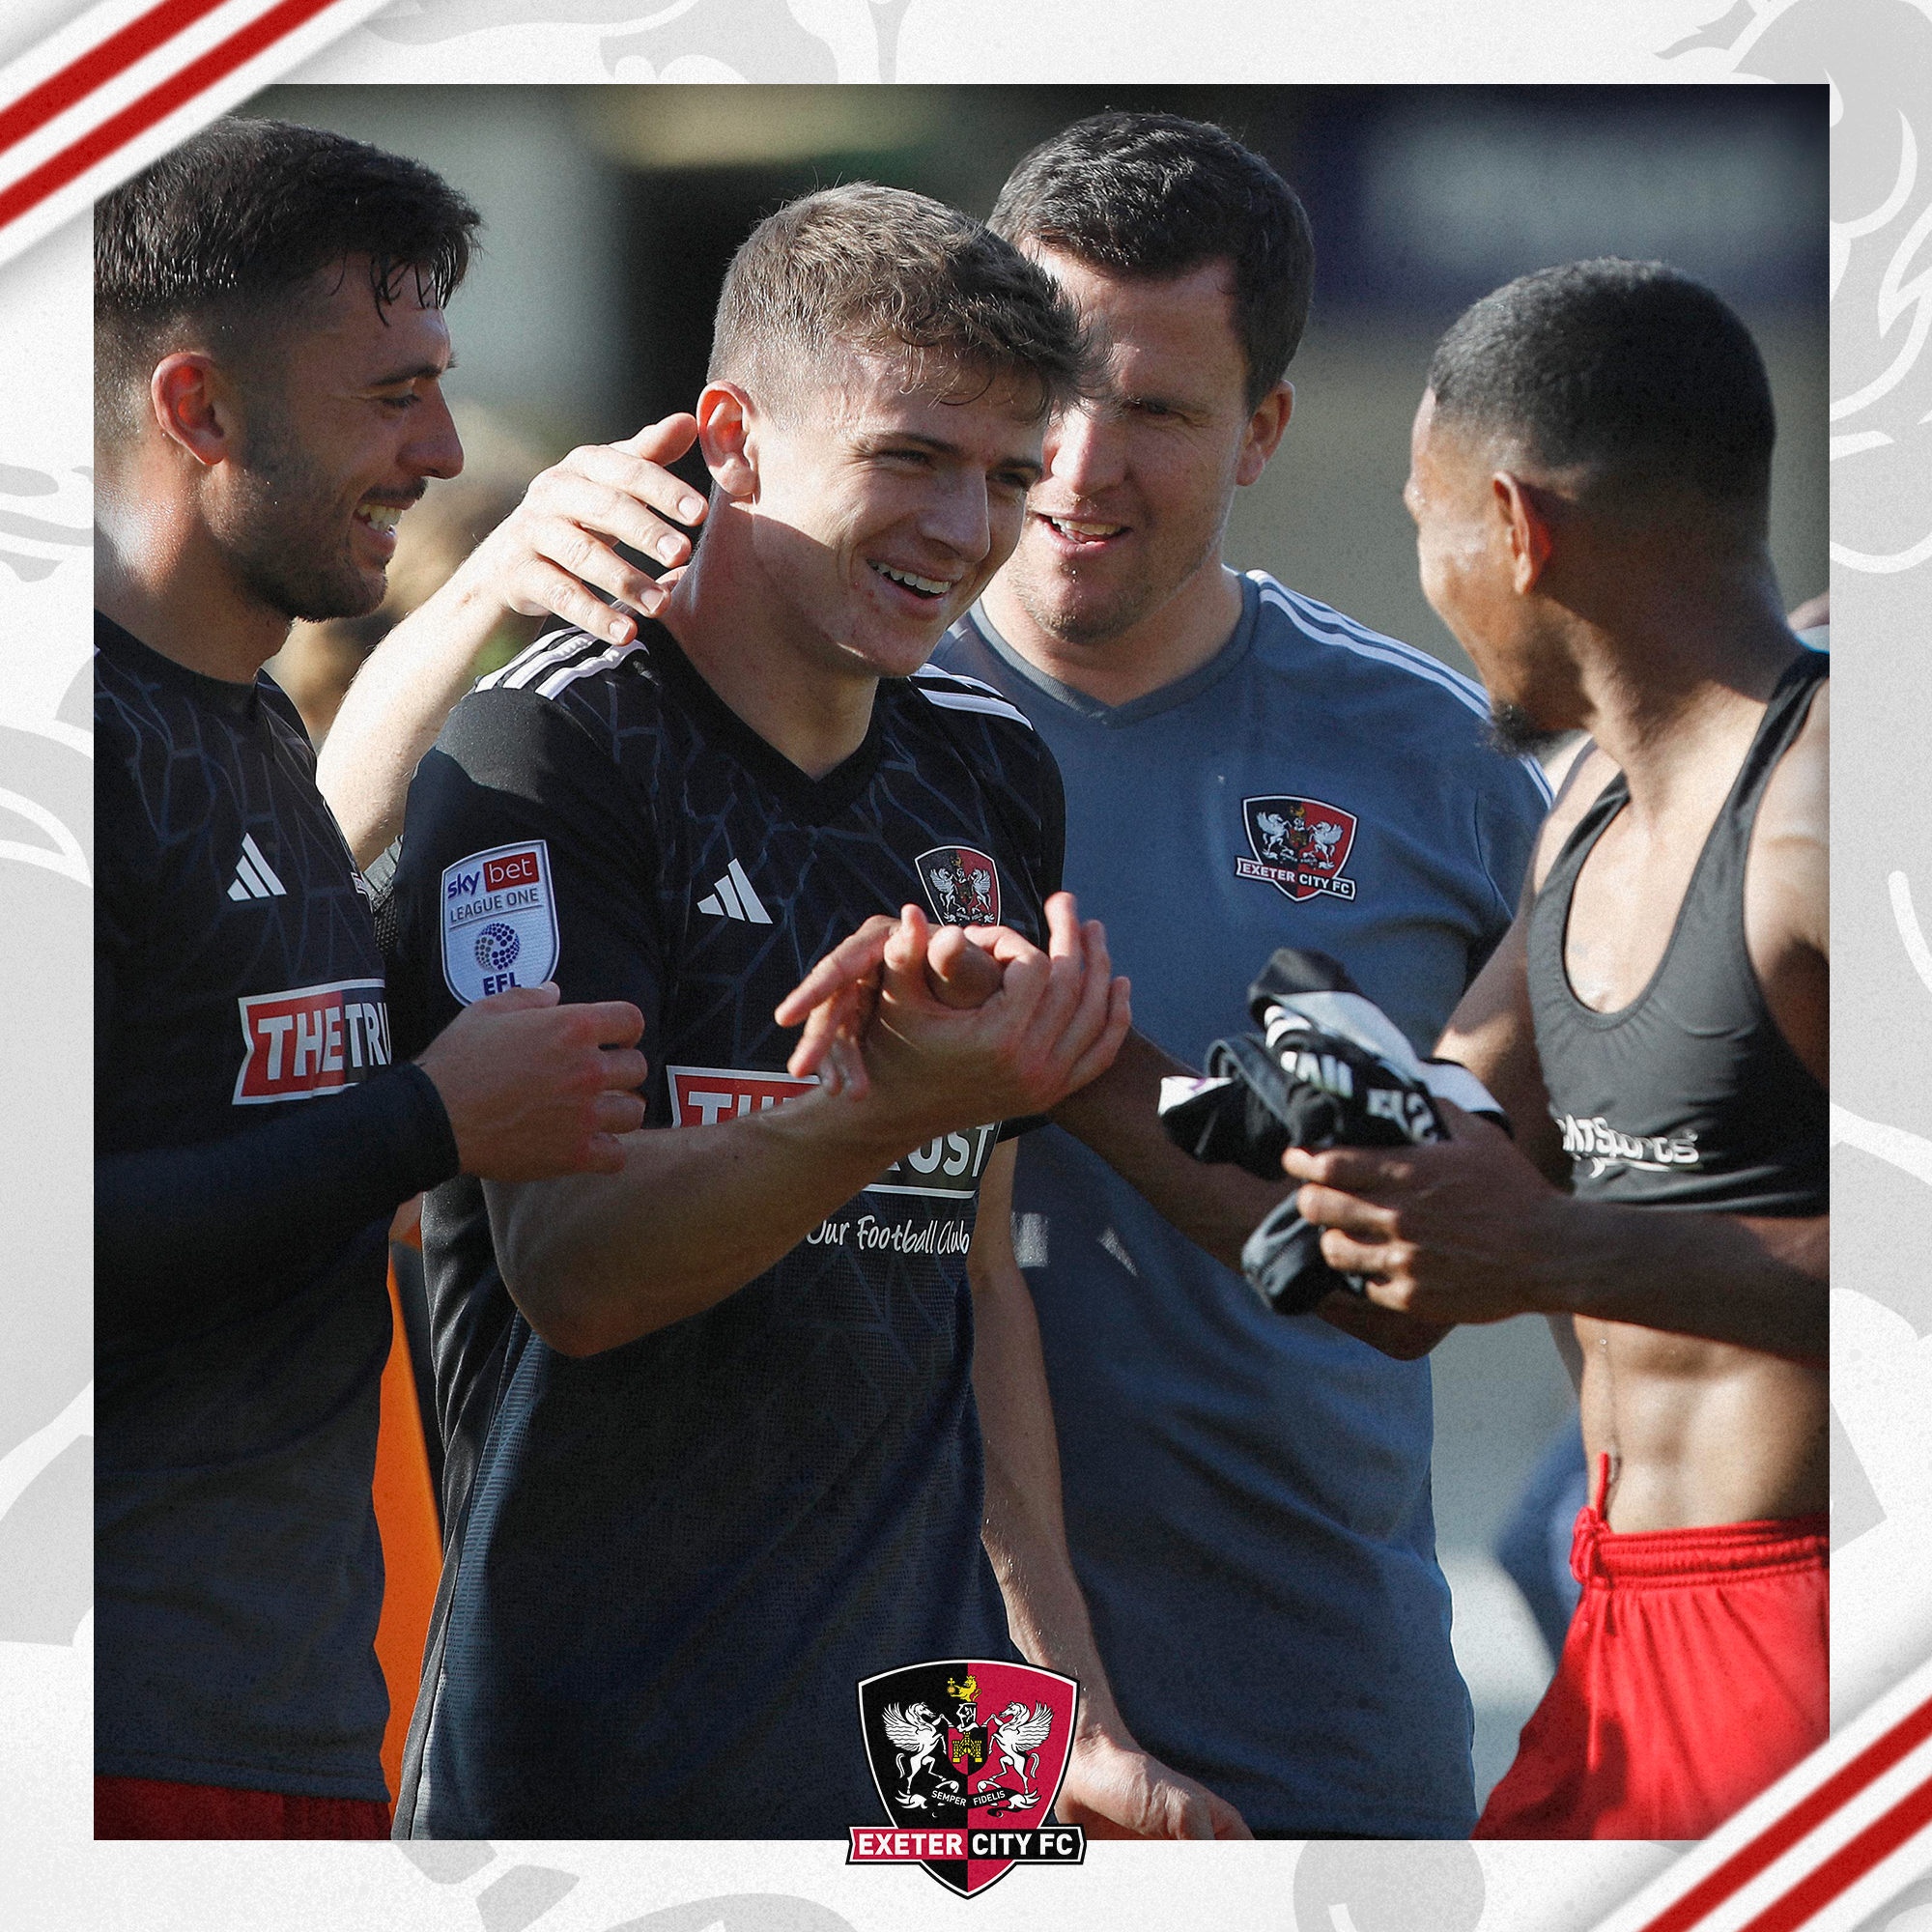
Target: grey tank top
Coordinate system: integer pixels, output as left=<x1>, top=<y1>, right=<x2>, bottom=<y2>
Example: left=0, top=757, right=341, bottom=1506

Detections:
left=1528, top=651, right=1828, bottom=1214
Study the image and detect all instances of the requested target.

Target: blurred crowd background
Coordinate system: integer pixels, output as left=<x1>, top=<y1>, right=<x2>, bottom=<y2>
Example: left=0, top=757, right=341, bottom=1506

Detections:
left=249, top=80, right=1829, bottom=1806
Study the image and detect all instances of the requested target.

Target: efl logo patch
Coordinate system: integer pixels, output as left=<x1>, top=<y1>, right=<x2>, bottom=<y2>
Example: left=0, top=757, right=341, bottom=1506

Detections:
left=1236, top=795, right=1359, bottom=902
left=234, top=979, right=389, bottom=1105
left=851, top=1660, right=1085, bottom=1898
left=917, top=845, right=1000, bottom=926
left=440, top=840, right=559, bottom=1005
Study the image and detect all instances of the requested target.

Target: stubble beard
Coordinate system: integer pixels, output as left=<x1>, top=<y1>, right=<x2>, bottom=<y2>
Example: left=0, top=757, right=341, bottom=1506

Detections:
left=218, top=401, right=386, bottom=625
left=1004, top=519, right=1218, bottom=654
left=1487, top=698, right=1566, bottom=761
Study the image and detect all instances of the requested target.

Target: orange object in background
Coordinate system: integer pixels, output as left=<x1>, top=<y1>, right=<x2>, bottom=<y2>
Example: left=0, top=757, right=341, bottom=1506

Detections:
left=372, top=1251, right=442, bottom=1803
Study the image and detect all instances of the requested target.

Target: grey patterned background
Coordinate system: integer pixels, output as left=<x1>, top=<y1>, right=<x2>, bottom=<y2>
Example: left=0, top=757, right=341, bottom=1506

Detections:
left=1, top=1, right=1917, bottom=1926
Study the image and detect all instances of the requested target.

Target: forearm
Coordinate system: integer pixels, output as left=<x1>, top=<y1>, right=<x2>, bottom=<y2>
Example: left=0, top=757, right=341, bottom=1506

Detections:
left=491, top=1089, right=930, bottom=1356
left=318, top=564, right=510, bottom=866
left=97, top=1065, right=457, bottom=1352
left=1051, top=1030, right=1287, bottom=1273
left=1313, top=1292, right=1452, bottom=1360
left=971, top=1242, right=1126, bottom=1741
left=1055, top=1031, right=1446, bottom=1358
left=1529, top=1199, right=1826, bottom=1363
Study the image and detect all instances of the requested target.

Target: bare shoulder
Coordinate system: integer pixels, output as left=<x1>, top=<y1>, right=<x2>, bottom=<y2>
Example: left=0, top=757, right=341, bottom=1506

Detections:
left=1529, top=741, right=1620, bottom=894
left=1759, top=672, right=1828, bottom=837
left=1749, top=670, right=1828, bottom=951
left=1747, top=668, right=1828, bottom=1080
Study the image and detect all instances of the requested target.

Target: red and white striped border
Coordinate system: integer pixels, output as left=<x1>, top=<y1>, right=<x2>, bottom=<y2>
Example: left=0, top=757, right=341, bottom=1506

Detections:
left=0, top=0, right=391, bottom=270
left=1584, top=1654, right=1932, bottom=1932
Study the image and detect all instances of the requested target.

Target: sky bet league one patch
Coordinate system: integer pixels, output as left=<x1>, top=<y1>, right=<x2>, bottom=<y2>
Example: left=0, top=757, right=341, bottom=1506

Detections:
left=850, top=1661, right=1085, bottom=1898
left=440, top=839, right=560, bottom=1005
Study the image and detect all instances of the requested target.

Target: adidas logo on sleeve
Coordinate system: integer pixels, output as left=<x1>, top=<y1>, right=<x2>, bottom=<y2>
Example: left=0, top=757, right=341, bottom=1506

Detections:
left=227, top=832, right=288, bottom=901
left=698, top=857, right=772, bottom=924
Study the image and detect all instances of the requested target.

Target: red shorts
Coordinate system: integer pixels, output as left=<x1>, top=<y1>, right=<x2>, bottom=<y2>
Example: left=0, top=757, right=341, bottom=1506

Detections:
left=1474, top=1463, right=1829, bottom=1840
left=95, top=1776, right=392, bottom=1839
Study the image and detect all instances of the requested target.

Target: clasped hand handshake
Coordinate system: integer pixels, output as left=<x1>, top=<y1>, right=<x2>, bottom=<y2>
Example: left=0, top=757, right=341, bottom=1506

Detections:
left=776, top=890, right=1131, bottom=1139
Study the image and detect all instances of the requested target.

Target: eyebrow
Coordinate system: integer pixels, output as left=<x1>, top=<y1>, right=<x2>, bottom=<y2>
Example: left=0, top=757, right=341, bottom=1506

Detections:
left=1114, top=384, right=1205, bottom=413
left=883, top=432, right=1043, bottom=481
left=367, top=355, right=456, bottom=388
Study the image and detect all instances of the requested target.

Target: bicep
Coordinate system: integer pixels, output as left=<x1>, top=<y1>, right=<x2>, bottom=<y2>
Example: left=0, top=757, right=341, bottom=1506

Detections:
left=1435, top=914, right=1566, bottom=1184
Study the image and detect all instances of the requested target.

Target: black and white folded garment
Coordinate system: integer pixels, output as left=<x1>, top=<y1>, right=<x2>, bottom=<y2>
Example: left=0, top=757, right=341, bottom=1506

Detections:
left=1156, top=948, right=1508, bottom=1317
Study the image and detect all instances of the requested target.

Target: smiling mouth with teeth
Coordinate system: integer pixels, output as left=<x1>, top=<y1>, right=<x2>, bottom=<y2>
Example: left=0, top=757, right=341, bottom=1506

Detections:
left=354, top=504, right=405, bottom=537
left=1042, top=515, right=1126, bottom=542
left=870, top=562, right=952, bottom=600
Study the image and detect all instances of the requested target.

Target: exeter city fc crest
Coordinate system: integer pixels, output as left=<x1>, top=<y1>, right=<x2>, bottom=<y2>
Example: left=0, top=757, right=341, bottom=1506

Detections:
left=850, top=1660, right=1085, bottom=1897
left=1236, top=794, right=1359, bottom=902
left=916, top=845, right=1001, bottom=926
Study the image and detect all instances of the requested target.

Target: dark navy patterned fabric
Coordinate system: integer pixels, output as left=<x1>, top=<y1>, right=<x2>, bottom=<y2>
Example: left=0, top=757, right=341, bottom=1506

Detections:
left=384, top=624, right=1062, bottom=1837
left=95, top=613, right=454, bottom=1803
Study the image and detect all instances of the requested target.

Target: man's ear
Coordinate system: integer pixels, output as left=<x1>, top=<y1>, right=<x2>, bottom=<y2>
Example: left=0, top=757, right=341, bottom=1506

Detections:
left=1493, top=470, right=1555, bottom=594
left=696, top=382, right=759, bottom=500
left=151, top=354, right=236, bottom=469
left=1235, top=381, right=1293, bottom=489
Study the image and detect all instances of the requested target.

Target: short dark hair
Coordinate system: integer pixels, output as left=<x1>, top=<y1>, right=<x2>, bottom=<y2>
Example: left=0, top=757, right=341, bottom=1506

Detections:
left=95, top=117, right=481, bottom=440
left=708, top=183, right=1093, bottom=423
left=988, top=111, right=1316, bottom=411
left=1426, top=259, right=1775, bottom=515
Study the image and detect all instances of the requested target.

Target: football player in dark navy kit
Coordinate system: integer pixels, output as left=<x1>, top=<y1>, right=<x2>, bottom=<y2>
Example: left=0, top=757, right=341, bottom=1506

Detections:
left=94, top=120, right=651, bottom=1839
left=1288, top=262, right=1829, bottom=1838
left=383, top=185, right=1247, bottom=1839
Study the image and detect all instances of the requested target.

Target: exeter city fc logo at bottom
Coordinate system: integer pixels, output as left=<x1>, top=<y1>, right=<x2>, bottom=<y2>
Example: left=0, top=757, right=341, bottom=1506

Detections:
left=850, top=1660, right=1085, bottom=1897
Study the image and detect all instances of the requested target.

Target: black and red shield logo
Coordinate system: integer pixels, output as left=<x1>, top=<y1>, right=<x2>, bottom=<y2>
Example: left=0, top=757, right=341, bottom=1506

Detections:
left=916, top=845, right=1001, bottom=926
left=1236, top=795, right=1360, bottom=902
left=850, top=1660, right=1085, bottom=1897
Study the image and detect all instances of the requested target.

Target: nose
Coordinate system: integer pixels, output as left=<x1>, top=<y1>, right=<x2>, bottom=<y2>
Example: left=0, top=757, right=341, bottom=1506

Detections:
left=1041, top=401, right=1123, bottom=498
left=407, top=388, right=465, bottom=481
left=920, top=469, right=993, bottom=564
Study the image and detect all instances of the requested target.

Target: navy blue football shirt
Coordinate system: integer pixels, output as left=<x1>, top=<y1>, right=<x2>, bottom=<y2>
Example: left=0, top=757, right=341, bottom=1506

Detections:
left=384, top=623, right=1063, bottom=1837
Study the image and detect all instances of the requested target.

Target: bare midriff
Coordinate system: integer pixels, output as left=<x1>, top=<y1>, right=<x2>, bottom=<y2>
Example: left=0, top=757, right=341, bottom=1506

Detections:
left=1576, top=1314, right=1827, bottom=1531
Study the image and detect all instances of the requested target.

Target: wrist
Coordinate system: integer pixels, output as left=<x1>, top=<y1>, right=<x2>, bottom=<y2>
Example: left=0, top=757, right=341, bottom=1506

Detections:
left=1521, top=1192, right=1595, bottom=1318
left=763, top=1078, right=936, bottom=1176
left=1071, top=1692, right=1129, bottom=1750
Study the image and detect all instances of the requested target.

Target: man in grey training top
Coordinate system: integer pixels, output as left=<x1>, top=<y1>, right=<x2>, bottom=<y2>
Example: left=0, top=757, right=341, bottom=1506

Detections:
left=927, top=113, right=1552, bottom=1836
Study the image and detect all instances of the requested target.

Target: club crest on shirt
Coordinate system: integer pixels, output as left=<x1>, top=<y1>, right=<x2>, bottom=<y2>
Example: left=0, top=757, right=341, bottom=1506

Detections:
left=440, top=839, right=559, bottom=1004
left=850, top=1660, right=1085, bottom=1897
left=1236, top=795, right=1359, bottom=903
left=917, top=845, right=1000, bottom=926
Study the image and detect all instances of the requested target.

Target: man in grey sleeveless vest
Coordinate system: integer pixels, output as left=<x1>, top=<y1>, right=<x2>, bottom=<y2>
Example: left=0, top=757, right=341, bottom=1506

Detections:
left=1290, top=262, right=1828, bottom=1839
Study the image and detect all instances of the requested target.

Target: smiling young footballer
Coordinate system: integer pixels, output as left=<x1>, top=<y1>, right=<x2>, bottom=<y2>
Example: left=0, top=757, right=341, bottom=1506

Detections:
left=383, top=185, right=1244, bottom=1840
